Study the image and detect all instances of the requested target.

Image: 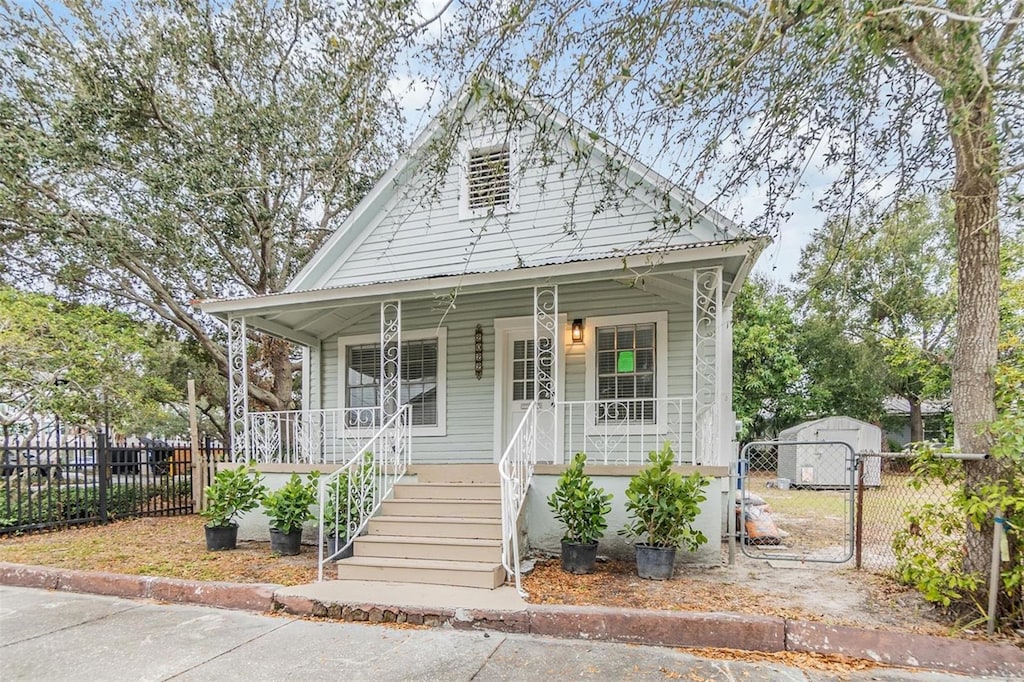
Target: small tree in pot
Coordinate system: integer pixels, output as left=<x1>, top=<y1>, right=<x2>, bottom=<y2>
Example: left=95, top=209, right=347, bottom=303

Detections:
left=619, top=444, right=710, bottom=580
left=262, top=472, right=319, bottom=556
left=547, top=452, right=612, bottom=574
left=199, top=463, right=266, bottom=551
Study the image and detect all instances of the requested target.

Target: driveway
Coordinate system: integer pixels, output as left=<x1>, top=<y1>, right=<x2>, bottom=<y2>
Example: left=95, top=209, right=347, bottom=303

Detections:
left=0, top=586, right=986, bottom=681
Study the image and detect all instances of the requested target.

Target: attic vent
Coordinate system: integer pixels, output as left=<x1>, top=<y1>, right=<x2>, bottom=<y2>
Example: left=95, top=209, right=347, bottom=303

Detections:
left=466, top=145, right=511, bottom=209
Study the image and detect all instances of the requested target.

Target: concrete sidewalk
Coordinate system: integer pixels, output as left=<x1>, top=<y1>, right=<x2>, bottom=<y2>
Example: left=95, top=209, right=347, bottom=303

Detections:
left=0, top=585, right=989, bottom=681
left=1, top=562, right=1022, bottom=679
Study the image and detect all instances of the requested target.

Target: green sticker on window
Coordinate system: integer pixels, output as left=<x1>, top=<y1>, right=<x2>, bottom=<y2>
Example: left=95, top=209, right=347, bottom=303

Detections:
left=617, top=350, right=635, bottom=373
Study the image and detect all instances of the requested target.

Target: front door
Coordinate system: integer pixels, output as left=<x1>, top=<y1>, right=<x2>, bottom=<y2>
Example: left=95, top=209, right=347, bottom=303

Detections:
left=503, top=331, right=536, bottom=448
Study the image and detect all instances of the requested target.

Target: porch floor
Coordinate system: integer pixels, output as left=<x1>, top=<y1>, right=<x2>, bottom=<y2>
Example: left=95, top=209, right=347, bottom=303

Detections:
left=277, top=579, right=528, bottom=612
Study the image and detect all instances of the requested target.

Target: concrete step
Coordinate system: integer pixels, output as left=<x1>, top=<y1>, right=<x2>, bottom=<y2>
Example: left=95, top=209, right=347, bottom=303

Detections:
left=354, top=535, right=503, bottom=563
left=407, top=464, right=499, bottom=484
left=368, top=515, right=502, bottom=540
left=335, top=556, right=505, bottom=589
left=393, top=483, right=500, bottom=501
left=380, top=499, right=500, bottom=519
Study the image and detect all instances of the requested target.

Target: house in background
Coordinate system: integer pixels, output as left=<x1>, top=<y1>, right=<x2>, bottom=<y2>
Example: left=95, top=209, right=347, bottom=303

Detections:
left=201, top=77, right=764, bottom=590
left=882, top=396, right=952, bottom=449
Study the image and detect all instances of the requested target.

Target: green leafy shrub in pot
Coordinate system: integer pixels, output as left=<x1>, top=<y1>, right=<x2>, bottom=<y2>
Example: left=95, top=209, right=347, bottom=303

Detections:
left=547, top=452, right=613, bottom=574
left=199, top=463, right=266, bottom=528
left=262, top=471, right=319, bottom=534
left=620, top=443, right=710, bottom=551
left=547, top=452, right=612, bottom=544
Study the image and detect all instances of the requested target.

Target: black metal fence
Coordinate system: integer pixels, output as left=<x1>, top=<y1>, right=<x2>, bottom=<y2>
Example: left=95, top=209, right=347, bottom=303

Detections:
left=1, top=433, right=229, bottom=534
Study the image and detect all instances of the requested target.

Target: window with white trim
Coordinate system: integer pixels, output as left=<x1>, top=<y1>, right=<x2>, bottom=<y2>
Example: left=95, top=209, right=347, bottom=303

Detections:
left=466, top=145, right=511, bottom=210
left=584, top=312, right=668, bottom=430
left=596, top=322, right=656, bottom=421
left=340, top=329, right=447, bottom=435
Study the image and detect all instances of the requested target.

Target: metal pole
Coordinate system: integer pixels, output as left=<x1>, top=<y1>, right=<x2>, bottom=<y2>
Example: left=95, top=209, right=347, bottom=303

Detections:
left=187, top=379, right=203, bottom=512
left=727, top=461, right=737, bottom=565
left=855, top=457, right=865, bottom=569
left=987, top=509, right=1003, bottom=635
left=97, top=430, right=109, bottom=523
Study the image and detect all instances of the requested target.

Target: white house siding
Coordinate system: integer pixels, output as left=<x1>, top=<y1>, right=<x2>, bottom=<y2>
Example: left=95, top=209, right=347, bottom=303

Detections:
left=318, top=278, right=695, bottom=463
left=319, top=118, right=723, bottom=291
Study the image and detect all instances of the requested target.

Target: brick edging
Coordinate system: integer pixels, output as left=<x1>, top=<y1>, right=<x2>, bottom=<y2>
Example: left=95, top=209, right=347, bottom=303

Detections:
left=2, top=562, right=1021, bottom=678
left=0, top=562, right=279, bottom=613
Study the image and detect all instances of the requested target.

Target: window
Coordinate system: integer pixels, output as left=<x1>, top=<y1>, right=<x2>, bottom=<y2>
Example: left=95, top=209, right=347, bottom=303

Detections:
left=340, top=329, right=447, bottom=434
left=466, top=145, right=511, bottom=210
left=584, top=312, right=668, bottom=431
left=596, top=322, right=656, bottom=422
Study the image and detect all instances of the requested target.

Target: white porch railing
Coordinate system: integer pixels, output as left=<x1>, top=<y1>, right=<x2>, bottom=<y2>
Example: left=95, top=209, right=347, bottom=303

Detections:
left=499, top=400, right=537, bottom=597
left=246, top=407, right=382, bottom=464
left=560, top=397, right=694, bottom=465
left=317, top=405, right=410, bottom=581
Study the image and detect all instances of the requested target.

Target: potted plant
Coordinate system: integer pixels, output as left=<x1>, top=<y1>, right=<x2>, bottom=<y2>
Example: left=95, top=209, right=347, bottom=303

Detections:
left=547, top=452, right=612, bottom=574
left=262, top=471, right=319, bottom=556
left=619, top=443, right=710, bottom=580
left=199, top=463, right=266, bottom=551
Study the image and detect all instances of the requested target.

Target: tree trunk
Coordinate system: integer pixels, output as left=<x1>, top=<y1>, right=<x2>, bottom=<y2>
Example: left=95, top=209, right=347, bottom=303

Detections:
left=907, top=396, right=924, bottom=444
left=947, top=94, right=1001, bottom=576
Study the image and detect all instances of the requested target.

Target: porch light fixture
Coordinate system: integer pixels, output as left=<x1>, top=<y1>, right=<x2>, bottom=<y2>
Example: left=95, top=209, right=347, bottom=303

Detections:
left=571, top=318, right=584, bottom=344
left=474, top=324, right=484, bottom=379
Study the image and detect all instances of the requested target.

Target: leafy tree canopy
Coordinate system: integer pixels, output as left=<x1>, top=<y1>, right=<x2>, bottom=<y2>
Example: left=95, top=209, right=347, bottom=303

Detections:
left=0, top=0, right=414, bottom=412
left=0, top=286, right=175, bottom=439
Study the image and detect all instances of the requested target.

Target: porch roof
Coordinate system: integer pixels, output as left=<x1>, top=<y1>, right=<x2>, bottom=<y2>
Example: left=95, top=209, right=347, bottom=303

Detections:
left=199, top=237, right=764, bottom=344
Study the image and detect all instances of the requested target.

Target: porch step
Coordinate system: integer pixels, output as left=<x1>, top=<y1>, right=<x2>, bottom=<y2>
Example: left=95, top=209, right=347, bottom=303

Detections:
left=380, top=499, right=500, bottom=518
left=407, top=464, right=499, bottom=484
left=392, top=483, right=500, bottom=500
left=368, top=515, right=503, bottom=540
left=354, top=535, right=502, bottom=563
left=335, top=556, right=505, bottom=589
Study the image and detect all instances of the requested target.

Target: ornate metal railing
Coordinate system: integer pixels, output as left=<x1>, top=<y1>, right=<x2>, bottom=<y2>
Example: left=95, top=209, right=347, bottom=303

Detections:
left=560, top=397, right=695, bottom=465
left=499, top=400, right=537, bottom=597
left=316, top=405, right=410, bottom=581
left=246, top=407, right=382, bottom=464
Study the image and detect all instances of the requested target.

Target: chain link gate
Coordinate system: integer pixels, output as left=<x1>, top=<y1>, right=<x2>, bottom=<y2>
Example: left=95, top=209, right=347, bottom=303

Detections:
left=737, top=441, right=857, bottom=563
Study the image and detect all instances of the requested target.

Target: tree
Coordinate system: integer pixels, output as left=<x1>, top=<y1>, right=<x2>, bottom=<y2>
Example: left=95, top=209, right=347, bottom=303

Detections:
left=732, top=277, right=807, bottom=440
left=428, top=0, right=1020, bottom=589
left=794, top=315, right=889, bottom=425
left=0, top=286, right=175, bottom=440
left=0, top=0, right=411, bottom=416
left=795, top=197, right=956, bottom=442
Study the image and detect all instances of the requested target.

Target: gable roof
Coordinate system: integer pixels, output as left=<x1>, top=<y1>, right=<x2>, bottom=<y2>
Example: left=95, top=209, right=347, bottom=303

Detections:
left=285, top=74, right=748, bottom=295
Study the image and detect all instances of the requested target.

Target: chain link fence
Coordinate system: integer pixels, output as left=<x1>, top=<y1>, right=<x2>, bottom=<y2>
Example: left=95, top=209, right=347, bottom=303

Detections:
left=737, top=441, right=856, bottom=563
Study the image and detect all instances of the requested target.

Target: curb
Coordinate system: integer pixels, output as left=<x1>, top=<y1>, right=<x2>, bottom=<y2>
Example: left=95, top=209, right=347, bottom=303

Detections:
left=2, top=563, right=1021, bottom=678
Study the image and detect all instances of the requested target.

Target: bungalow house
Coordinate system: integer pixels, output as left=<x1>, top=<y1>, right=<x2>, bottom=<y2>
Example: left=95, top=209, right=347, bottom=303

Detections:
left=201, top=77, right=764, bottom=592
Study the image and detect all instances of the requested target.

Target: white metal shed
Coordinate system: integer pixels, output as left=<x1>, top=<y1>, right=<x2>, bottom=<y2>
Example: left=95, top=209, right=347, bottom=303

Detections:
left=778, top=416, right=882, bottom=487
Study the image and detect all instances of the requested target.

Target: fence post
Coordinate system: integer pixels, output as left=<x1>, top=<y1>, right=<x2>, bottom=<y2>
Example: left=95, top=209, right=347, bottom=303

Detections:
left=987, top=508, right=1003, bottom=635
left=96, top=430, right=109, bottom=523
left=187, top=379, right=204, bottom=512
left=855, top=457, right=865, bottom=569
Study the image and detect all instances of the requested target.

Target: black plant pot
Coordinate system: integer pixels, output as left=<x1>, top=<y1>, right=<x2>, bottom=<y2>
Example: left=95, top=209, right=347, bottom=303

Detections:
left=326, top=535, right=354, bottom=560
left=560, top=540, right=599, bottom=574
left=205, top=523, right=238, bottom=551
left=269, top=527, right=303, bottom=556
left=635, top=544, right=676, bottom=580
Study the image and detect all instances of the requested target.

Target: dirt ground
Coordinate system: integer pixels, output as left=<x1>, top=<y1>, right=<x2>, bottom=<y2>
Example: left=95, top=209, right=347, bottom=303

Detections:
left=1, top=514, right=1001, bottom=645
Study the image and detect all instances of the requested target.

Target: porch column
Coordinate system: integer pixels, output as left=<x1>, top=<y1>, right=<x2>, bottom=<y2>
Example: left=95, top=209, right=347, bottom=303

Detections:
left=534, top=285, right=559, bottom=463
left=380, top=300, right=402, bottom=423
left=693, top=267, right=722, bottom=465
left=227, top=314, right=249, bottom=461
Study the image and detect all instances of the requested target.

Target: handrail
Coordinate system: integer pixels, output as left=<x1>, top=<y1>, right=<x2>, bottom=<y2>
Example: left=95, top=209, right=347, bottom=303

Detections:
left=498, top=400, right=537, bottom=597
left=317, top=405, right=410, bottom=581
left=560, top=397, right=693, bottom=465
left=247, top=407, right=382, bottom=464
